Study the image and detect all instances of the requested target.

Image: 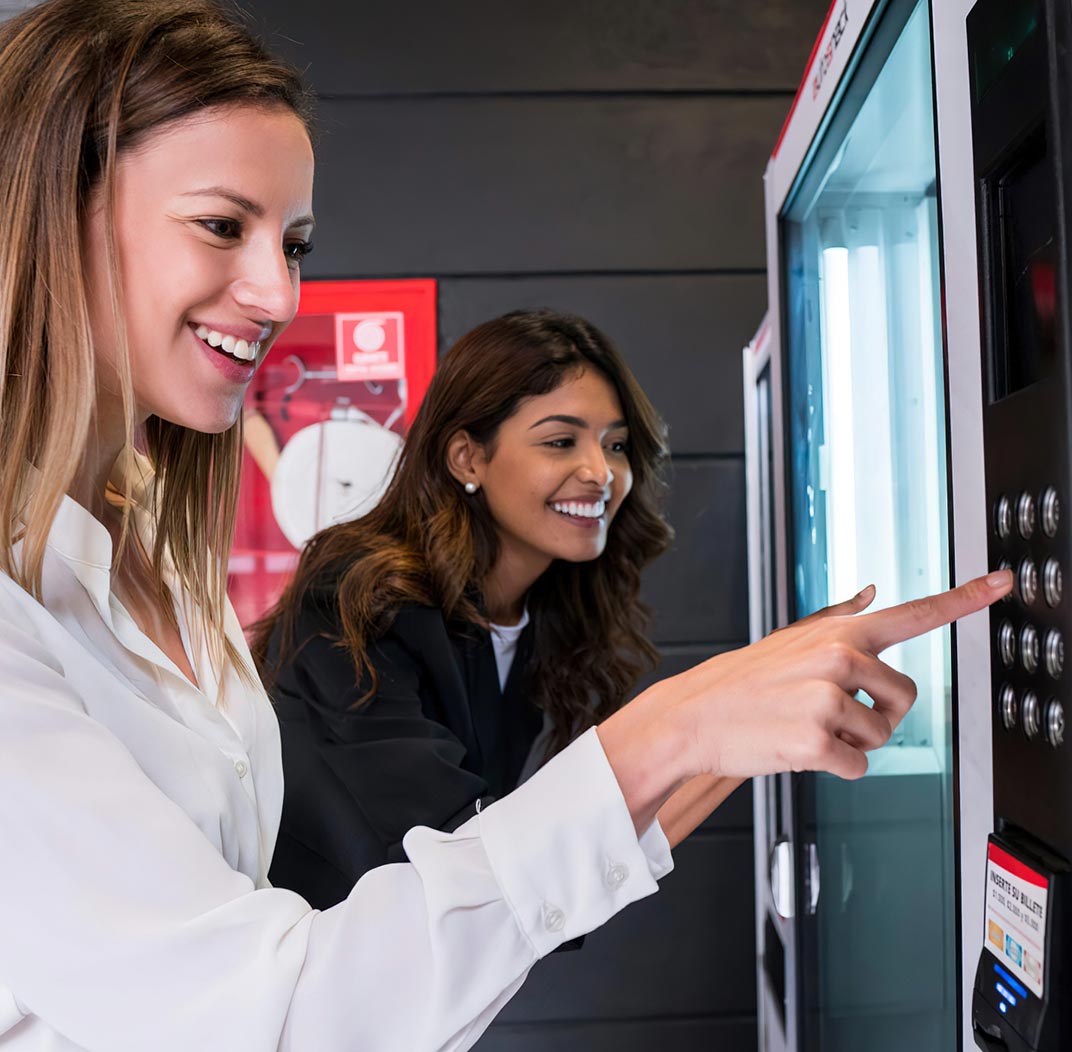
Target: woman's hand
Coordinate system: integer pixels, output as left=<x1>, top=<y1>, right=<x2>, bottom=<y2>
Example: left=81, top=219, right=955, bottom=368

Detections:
left=654, top=583, right=879, bottom=847
left=599, top=570, right=1012, bottom=835
left=668, top=570, right=1011, bottom=782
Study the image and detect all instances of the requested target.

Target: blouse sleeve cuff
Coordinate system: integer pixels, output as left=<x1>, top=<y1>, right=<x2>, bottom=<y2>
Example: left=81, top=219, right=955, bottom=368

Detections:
left=638, top=817, right=674, bottom=882
left=473, top=726, right=674, bottom=958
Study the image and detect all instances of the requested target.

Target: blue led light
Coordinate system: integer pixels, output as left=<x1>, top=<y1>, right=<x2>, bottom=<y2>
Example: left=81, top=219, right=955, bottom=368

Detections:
left=995, top=982, right=1017, bottom=1007
left=1000, top=1002, right=1008, bottom=1014
left=994, top=962, right=1029, bottom=999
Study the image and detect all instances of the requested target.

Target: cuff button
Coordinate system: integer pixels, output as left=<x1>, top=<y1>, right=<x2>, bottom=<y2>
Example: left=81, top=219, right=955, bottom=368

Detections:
left=542, top=904, right=566, bottom=933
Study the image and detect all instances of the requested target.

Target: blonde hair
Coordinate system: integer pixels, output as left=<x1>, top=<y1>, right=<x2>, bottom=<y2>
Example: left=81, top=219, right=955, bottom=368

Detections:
left=0, top=0, right=312, bottom=679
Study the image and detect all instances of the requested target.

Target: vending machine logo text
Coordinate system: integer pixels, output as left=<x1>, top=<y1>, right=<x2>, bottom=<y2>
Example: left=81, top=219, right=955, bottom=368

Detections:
left=812, top=1, right=849, bottom=100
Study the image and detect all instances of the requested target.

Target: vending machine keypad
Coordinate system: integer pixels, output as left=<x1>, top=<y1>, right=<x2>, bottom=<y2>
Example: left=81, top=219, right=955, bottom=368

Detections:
left=993, top=489, right=1065, bottom=749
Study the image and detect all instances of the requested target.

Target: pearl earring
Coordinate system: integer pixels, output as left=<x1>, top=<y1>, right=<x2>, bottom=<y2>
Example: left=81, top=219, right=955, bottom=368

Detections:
left=464, top=482, right=478, bottom=494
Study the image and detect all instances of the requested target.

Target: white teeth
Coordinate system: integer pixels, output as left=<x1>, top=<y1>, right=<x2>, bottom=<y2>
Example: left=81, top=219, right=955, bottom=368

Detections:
left=550, top=500, right=606, bottom=519
left=194, top=326, right=261, bottom=361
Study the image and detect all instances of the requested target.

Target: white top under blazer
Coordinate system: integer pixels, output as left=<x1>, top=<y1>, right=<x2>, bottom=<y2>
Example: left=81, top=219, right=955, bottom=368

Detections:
left=0, top=455, right=671, bottom=1052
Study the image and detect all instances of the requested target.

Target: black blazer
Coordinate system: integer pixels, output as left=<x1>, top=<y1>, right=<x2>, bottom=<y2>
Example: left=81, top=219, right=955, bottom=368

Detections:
left=266, top=589, right=545, bottom=909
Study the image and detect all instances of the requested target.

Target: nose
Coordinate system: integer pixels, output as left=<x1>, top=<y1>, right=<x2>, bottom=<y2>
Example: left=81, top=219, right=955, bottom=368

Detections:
left=578, top=441, right=614, bottom=490
left=232, top=243, right=299, bottom=325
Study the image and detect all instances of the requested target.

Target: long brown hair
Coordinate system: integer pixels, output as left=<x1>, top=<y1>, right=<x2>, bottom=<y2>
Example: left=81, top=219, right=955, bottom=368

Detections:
left=0, top=0, right=312, bottom=679
left=254, top=309, right=672, bottom=758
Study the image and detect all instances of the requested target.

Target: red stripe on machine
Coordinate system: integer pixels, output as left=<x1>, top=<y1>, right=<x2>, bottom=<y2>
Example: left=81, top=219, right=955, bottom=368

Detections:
left=989, top=843, right=1048, bottom=888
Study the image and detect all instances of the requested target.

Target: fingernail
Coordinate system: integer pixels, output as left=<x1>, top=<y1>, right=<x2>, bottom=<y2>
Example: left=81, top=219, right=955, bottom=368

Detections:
left=986, top=569, right=1013, bottom=588
left=855, top=584, right=875, bottom=600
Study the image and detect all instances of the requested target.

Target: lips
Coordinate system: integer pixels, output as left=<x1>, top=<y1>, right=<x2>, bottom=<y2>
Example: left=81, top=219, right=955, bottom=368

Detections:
left=191, top=324, right=258, bottom=383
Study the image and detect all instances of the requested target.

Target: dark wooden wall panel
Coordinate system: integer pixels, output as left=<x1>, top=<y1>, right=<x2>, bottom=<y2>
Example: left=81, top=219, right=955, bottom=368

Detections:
left=649, top=642, right=737, bottom=681
left=642, top=458, right=749, bottom=643
left=308, top=96, right=786, bottom=275
left=437, top=274, right=767, bottom=456
left=492, top=834, right=756, bottom=1024
left=638, top=646, right=755, bottom=832
left=478, top=1016, right=758, bottom=1052
left=251, top=0, right=829, bottom=96
left=475, top=1012, right=754, bottom=1050
left=700, top=783, right=754, bottom=832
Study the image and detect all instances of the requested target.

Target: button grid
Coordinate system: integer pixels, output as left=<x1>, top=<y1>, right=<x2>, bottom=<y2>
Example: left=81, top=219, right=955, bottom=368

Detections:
left=992, top=487, right=1064, bottom=748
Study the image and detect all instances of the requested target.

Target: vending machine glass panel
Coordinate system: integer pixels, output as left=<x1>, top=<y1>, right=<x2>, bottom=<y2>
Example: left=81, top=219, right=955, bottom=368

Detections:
left=780, top=1, right=955, bottom=1047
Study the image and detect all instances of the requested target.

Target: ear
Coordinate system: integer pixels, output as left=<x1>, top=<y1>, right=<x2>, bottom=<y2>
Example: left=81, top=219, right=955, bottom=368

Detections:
left=445, top=430, right=488, bottom=487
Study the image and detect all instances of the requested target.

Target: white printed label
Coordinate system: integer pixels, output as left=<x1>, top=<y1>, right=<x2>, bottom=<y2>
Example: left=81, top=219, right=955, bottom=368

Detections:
left=984, top=843, right=1048, bottom=998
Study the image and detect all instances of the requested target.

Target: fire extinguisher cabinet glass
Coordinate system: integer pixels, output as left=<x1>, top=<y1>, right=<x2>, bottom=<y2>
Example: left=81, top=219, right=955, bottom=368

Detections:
left=230, top=280, right=436, bottom=629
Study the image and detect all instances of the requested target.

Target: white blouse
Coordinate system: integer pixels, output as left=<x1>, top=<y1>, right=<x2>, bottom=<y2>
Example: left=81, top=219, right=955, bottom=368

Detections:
left=0, top=460, right=672, bottom=1052
left=489, top=605, right=530, bottom=691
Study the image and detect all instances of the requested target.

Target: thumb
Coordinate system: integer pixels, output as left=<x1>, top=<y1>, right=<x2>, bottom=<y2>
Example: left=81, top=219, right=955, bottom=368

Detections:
left=798, top=584, right=876, bottom=626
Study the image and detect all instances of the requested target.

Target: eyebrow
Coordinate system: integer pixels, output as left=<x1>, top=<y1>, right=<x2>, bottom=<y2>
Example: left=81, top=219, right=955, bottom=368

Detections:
left=181, top=186, right=315, bottom=230
left=529, top=414, right=628, bottom=430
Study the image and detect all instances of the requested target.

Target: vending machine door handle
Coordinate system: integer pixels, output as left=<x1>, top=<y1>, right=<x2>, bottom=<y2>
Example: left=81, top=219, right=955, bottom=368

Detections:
left=768, top=838, right=794, bottom=919
left=805, top=840, right=821, bottom=914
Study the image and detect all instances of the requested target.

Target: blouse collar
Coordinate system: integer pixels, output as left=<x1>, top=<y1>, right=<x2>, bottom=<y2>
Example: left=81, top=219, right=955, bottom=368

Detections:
left=26, top=448, right=156, bottom=600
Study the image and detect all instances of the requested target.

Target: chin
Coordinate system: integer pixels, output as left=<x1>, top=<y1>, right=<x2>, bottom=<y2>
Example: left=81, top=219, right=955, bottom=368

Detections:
left=553, top=543, right=607, bottom=564
left=152, top=401, right=244, bottom=435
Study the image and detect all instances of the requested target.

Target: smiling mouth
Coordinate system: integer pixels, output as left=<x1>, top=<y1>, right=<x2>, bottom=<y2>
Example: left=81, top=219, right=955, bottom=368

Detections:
left=549, top=499, right=606, bottom=521
left=192, top=324, right=261, bottom=364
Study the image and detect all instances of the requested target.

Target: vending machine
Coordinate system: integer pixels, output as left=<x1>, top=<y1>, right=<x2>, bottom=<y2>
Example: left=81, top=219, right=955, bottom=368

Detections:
left=744, top=0, right=1072, bottom=1048
left=964, top=1, right=1072, bottom=1048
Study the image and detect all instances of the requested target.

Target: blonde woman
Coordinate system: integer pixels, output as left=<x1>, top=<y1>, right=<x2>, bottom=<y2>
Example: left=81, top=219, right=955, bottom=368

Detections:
left=0, top=1, right=1010, bottom=1049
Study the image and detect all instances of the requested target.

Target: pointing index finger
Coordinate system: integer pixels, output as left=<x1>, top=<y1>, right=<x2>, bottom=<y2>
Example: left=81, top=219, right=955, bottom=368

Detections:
left=853, top=570, right=1013, bottom=653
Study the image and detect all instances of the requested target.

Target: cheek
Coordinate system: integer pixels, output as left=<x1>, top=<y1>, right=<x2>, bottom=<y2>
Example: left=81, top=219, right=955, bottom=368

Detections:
left=486, top=450, right=556, bottom=504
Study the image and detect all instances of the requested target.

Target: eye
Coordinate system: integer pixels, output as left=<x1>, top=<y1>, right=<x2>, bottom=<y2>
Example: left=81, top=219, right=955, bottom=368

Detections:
left=606, top=438, right=629, bottom=454
left=543, top=437, right=576, bottom=450
left=197, top=217, right=242, bottom=240
left=284, top=239, right=314, bottom=268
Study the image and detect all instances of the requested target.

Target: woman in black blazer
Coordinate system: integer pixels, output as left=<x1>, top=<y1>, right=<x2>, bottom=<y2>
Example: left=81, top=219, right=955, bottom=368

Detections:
left=254, top=309, right=746, bottom=908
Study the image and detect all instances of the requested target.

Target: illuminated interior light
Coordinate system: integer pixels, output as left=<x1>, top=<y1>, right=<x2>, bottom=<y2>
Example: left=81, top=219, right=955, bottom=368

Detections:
left=820, top=245, right=857, bottom=606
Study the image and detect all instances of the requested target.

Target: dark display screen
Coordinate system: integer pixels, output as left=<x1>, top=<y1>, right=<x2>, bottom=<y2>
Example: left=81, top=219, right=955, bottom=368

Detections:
left=986, top=131, right=1059, bottom=402
left=970, top=0, right=1039, bottom=102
